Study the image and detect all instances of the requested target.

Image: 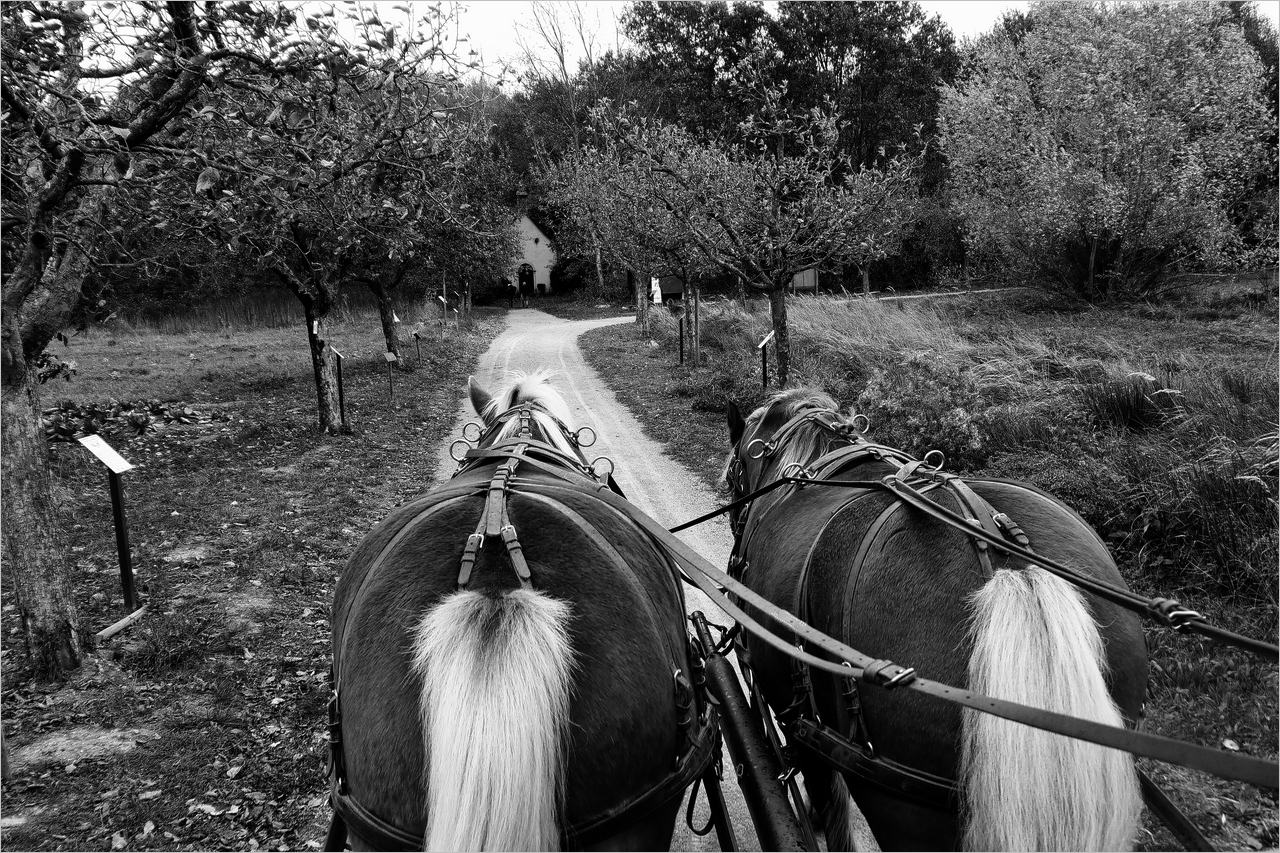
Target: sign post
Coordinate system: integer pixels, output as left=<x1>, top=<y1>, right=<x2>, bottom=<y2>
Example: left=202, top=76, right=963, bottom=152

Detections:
left=413, top=331, right=422, bottom=363
left=758, top=329, right=776, bottom=389
left=384, top=351, right=398, bottom=403
left=679, top=308, right=686, bottom=365
left=77, top=435, right=137, bottom=611
left=331, top=346, right=346, bottom=429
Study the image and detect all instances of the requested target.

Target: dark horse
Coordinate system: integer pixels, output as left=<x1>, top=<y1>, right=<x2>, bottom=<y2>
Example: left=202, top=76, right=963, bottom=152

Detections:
left=726, top=388, right=1148, bottom=851
left=328, top=372, right=714, bottom=850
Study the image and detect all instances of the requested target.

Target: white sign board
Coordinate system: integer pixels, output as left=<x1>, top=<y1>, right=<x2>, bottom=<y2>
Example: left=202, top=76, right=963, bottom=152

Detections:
left=383, top=352, right=398, bottom=363
left=78, top=435, right=133, bottom=474
left=757, top=330, right=777, bottom=350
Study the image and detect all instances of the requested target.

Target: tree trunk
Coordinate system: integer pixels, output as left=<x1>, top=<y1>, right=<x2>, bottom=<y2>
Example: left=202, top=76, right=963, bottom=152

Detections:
left=633, top=270, right=650, bottom=334
left=861, top=266, right=871, bottom=297
left=0, top=169, right=114, bottom=682
left=593, top=243, right=606, bottom=299
left=369, top=281, right=401, bottom=364
left=738, top=275, right=748, bottom=311
left=302, top=305, right=343, bottom=432
left=1, top=359, right=84, bottom=678
left=767, top=285, right=791, bottom=388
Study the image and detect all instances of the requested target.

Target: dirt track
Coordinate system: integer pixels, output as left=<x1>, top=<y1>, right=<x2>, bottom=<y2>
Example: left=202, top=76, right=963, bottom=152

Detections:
left=434, top=309, right=750, bottom=851
left=431, top=308, right=885, bottom=852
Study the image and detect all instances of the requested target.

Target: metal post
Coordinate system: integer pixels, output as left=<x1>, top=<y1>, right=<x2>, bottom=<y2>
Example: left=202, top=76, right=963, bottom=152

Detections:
left=108, top=470, right=136, bottom=611
left=414, top=332, right=421, bottom=363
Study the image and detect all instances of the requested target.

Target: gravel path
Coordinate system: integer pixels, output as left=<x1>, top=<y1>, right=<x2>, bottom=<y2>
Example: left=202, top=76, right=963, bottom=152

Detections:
left=433, top=309, right=753, bottom=851
left=432, top=308, right=880, bottom=852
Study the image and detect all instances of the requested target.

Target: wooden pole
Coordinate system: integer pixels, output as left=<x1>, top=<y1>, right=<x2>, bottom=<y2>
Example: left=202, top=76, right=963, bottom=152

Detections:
left=333, top=349, right=346, bottom=428
left=693, top=285, right=701, bottom=367
left=95, top=605, right=149, bottom=643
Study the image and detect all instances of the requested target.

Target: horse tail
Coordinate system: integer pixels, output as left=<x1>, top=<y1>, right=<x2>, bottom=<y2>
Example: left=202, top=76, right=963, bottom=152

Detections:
left=960, top=566, right=1141, bottom=852
left=411, top=588, right=575, bottom=851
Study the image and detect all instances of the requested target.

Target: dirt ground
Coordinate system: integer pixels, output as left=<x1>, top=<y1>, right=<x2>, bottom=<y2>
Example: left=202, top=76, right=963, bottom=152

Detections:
left=1, top=311, right=503, bottom=851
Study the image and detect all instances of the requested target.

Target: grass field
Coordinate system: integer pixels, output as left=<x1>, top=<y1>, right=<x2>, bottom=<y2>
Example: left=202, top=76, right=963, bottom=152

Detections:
left=1, top=304, right=504, bottom=851
left=577, top=279, right=1278, bottom=852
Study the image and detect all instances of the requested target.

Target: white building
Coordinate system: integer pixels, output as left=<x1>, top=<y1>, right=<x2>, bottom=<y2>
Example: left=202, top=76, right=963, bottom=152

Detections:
left=509, top=214, right=557, bottom=294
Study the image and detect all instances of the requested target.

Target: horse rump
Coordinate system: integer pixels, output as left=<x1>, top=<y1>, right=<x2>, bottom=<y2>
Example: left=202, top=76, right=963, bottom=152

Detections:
left=411, top=588, right=575, bottom=851
left=961, top=566, right=1142, bottom=851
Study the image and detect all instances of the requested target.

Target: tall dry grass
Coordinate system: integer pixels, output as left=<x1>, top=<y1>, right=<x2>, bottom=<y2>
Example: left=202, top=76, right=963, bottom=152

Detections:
left=660, top=292, right=1278, bottom=607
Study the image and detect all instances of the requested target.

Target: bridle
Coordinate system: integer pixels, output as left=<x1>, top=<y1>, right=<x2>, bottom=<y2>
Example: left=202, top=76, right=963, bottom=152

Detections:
left=726, top=404, right=882, bottom=557
left=326, top=400, right=718, bottom=851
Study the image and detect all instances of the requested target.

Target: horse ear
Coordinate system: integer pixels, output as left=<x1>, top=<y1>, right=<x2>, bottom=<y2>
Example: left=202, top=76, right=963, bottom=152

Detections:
left=468, top=376, right=495, bottom=423
left=727, top=401, right=746, bottom=446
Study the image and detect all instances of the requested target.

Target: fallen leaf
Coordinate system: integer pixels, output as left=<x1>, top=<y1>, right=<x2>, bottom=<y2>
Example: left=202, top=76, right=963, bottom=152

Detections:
left=112, top=832, right=127, bottom=850
left=139, top=790, right=162, bottom=800
left=143, top=820, right=156, bottom=836
left=1223, top=738, right=1240, bottom=751
left=227, top=765, right=243, bottom=779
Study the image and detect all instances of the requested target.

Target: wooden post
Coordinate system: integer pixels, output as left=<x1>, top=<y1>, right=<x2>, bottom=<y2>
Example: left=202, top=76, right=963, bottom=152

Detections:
left=679, top=308, right=685, bottom=365
left=692, top=285, right=701, bottom=367
left=384, top=352, right=397, bottom=403
left=332, top=347, right=346, bottom=429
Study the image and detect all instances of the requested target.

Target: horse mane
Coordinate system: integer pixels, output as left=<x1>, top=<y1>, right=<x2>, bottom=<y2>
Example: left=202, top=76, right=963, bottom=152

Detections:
left=726, top=387, right=863, bottom=482
left=486, top=370, right=579, bottom=457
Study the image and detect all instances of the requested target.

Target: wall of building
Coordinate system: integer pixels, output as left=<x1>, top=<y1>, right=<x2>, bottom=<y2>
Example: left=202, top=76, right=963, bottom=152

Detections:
left=509, top=215, right=557, bottom=293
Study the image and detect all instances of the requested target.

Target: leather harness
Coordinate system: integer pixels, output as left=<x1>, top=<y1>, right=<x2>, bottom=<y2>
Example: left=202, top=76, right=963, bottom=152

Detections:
left=722, top=405, right=1265, bottom=808
left=326, top=406, right=719, bottom=850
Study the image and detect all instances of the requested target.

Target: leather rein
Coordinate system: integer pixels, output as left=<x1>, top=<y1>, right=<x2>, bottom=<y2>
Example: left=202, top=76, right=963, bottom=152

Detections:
left=326, top=405, right=718, bottom=850
left=659, top=405, right=1277, bottom=790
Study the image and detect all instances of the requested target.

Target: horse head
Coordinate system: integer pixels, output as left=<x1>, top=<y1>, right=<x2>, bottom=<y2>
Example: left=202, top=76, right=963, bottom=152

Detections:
left=725, top=388, right=866, bottom=497
left=465, top=370, right=597, bottom=471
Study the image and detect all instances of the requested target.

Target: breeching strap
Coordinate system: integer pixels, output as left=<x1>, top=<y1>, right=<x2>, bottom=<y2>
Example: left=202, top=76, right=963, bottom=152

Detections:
left=527, top=480, right=1280, bottom=790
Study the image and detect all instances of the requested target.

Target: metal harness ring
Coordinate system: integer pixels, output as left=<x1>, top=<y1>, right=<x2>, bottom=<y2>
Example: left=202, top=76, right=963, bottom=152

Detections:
left=746, top=438, right=770, bottom=460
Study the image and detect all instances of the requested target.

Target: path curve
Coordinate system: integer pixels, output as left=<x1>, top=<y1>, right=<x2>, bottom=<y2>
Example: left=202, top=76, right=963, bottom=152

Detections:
left=432, top=309, right=878, bottom=851
left=434, top=310, right=737, bottom=625
left=435, top=309, right=748, bottom=851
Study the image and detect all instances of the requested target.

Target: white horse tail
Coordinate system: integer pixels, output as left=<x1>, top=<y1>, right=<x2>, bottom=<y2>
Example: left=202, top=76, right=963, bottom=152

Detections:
left=961, top=566, right=1141, bottom=851
left=411, top=588, right=575, bottom=851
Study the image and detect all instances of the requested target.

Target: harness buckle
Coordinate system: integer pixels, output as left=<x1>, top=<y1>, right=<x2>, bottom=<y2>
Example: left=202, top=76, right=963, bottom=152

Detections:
left=457, top=532, right=484, bottom=588
left=499, top=524, right=533, bottom=586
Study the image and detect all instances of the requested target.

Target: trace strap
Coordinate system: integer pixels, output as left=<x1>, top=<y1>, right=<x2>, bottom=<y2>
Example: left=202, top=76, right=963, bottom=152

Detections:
left=562, top=479, right=1280, bottom=788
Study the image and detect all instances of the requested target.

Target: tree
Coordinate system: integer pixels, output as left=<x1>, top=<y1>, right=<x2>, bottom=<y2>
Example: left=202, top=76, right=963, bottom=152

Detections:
left=174, top=5, right=511, bottom=427
left=594, top=91, right=922, bottom=385
left=0, top=1, right=347, bottom=677
left=939, top=1, right=1271, bottom=299
left=770, top=1, right=958, bottom=180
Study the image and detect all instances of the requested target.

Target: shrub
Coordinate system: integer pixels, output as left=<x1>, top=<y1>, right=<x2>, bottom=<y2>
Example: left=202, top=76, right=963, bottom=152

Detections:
left=856, top=351, right=988, bottom=469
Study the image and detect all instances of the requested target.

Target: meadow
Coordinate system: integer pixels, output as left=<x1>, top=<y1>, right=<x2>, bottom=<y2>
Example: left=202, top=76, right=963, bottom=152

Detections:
left=1, top=298, right=502, bottom=851
left=576, top=275, right=1279, bottom=852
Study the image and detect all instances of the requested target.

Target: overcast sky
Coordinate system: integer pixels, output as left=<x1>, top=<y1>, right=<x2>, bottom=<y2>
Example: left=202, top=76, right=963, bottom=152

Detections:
left=455, top=0, right=1279, bottom=80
